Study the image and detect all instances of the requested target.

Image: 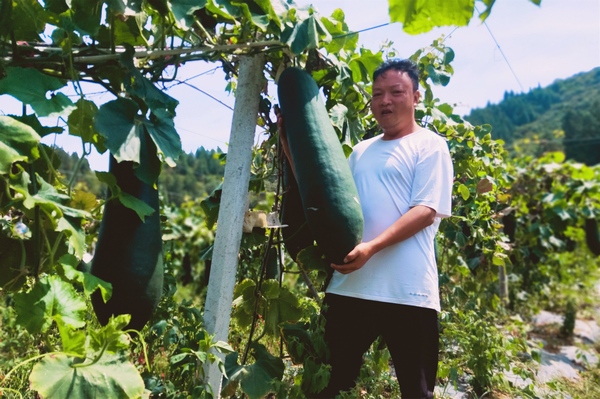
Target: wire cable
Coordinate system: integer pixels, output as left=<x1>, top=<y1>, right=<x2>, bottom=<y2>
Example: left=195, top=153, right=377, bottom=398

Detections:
left=475, top=6, right=524, bottom=92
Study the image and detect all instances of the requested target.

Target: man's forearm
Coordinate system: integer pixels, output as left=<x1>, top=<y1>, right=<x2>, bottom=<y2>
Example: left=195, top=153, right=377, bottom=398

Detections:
left=368, top=205, right=436, bottom=253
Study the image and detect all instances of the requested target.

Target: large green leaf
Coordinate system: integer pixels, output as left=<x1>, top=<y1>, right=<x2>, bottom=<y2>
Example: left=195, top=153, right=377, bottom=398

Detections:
left=262, top=281, right=303, bottom=336
left=94, top=170, right=155, bottom=220
left=224, top=343, right=284, bottom=399
left=281, top=13, right=331, bottom=55
left=11, top=114, right=64, bottom=137
left=231, top=0, right=269, bottom=30
left=0, top=67, right=75, bottom=117
left=120, top=47, right=179, bottom=121
left=388, top=0, right=475, bottom=34
left=207, top=0, right=242, bottom=21
left=29, top=352, right=144, bottom=399
left=94, top=98, right=166, bottom=185
left=320, top=9, right=358, bottom=54
left=200, top=183, right=222, bottom=229
left=0, top=115, right=41, bottom=174
left=95, top=49, right=183, bottom=170
left=88, top=315, right=132, bottom=354
left=67, top=99, right=106, bottom=153
left=112, top=15, right=148, bottom=46
left=21, top=176, right=89, bottom=256
left=70, top=0, right=103, bottom=36
left=55, top=315, right=87, bottom=357
left=14, top=275, right=87, bottom=334
left=281, top=322, right=313, bottom=364
left=12, top=0, right=47, bottom=41
left=254, top=0, right=283, bottom=30
left=170, top=0, right=207, bottom=29
left=58, top=254, right=112, bottom=303
left=94, top=98, right=141, bottom=163
left=348, top=48, right=383, bottom=84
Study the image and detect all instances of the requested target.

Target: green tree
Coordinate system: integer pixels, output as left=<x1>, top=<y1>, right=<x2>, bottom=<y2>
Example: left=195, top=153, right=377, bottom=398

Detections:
left=563, top=101, right=600, bottom=165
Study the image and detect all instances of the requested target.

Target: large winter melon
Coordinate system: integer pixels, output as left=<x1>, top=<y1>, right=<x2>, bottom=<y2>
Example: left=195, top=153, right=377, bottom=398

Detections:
left=277, top=67, right=363, bottom=264
left=91, top=138, right=163, bottom=331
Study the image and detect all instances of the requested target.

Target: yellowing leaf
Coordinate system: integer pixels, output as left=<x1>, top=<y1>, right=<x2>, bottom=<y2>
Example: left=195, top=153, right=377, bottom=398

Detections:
left=389, top=0, right=475, bottom=35
left=458, top=183, right=470, bottom=200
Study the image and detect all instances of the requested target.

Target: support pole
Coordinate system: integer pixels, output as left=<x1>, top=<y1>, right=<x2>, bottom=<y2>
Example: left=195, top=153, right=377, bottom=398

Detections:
left=203, top=54, right=264, bottom=397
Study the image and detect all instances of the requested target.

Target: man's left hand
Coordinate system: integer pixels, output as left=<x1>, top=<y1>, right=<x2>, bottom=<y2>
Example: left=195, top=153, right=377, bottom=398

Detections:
left=331, top=242, right=374, bottom=274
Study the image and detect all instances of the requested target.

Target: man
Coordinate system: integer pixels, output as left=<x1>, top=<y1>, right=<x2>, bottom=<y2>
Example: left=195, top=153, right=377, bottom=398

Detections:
left=317, top=59, right=454, bottom=398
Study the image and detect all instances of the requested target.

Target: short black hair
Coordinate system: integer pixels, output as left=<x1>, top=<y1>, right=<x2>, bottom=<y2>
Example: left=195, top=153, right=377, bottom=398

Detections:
left=373, top=59, right=419, bottom=92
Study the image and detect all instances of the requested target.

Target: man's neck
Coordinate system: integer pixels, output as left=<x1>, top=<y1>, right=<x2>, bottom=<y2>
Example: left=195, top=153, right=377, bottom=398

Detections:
left=381, top=122, right=421, bottom=140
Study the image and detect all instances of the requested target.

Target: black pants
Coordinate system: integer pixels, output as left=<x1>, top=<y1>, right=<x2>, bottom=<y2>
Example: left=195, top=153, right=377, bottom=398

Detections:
left=315, top=294, right=439, bottom=399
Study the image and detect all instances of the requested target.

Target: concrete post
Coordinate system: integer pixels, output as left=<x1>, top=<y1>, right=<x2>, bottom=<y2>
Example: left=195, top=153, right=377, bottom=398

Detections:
left=203, top=54, right=265, bottom=397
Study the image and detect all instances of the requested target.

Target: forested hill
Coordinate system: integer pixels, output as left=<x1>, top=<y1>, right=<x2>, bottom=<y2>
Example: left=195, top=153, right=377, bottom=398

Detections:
left=465, top=67, right=600, bottom=163
left=55, top=146, right=225, bottom=205
left=159, top=147, right=225, bottom=205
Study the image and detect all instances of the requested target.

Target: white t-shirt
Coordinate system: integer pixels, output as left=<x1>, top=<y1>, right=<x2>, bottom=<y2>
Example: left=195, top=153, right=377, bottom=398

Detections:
left=325, top=128, right=453, bottom=312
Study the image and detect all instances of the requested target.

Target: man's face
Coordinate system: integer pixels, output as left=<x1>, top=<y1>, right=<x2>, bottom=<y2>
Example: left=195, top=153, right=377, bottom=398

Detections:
left=371, top=69, right=420, bottom=133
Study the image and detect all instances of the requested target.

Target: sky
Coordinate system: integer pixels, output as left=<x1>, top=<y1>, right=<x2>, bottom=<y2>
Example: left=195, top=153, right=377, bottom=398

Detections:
left=1, top=0, right=599, bottom=171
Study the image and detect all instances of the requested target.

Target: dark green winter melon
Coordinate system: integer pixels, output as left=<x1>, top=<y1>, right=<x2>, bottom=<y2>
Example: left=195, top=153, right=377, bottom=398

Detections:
left=91, top=149, right=163, bottom=331
left=277, top=67, right=363, bottom=264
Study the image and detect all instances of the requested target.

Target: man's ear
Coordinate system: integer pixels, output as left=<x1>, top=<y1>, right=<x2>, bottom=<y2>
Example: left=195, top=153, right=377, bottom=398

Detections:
left=413, top=90, right=421, bottom=105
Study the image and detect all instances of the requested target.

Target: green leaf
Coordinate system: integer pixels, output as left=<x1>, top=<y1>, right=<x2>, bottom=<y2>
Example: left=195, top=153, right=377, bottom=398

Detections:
left=0, top=67, right=75, bottom=117
left=427, top=63, right=451, bottom=86
left=109, top=13, right=148, bottom=46
left=88, top=314, right=132, bottom=354
left=296, top=245, right=328, bottom=272
left=254, top=0, right=283, bottom=29
left=55, top=315, right=87, bottom=357
left=206, top=0, right=239, bottom=22
left=57, top=216, right=87, bottom=256
left=224, top=343, right=284, bottom=399
left=58, top=254, right=112, bottom=302
left=95, top=97, right=180, bottom=183
left=10, top=114, right=63, bottom=137
left=282, top=14, right=330, bottom=55
left=11, top=0, right=46, bottom=41
left=14, top=275, right=87, bottom=334
left=281, top=322, right=312, bottom=364
left=119, top=191, right=156, bottom=220
left=320, top=9, right=357, bottom=53
left=348, top=49, right=383, bottom=84
left=329, top=103, right=348, bottom=136
left=263, top=283, right=303, bottom=336
left=231, top=0, right=269, bottom=30
left=94, top=98, right=142, bottom=162
left=458, top=183, right=470, bottom=200
left=68, top=99, right=106, bottom=152
left=200, top=183, right=222, bottom=229
left=389, top=0, right=475, bottom=34
left=70, top=0, right=103, bottom=36
left=120, top=47, right=179, bottom=121
left=29, top=352, right=144, bottom=399
left=144, top=112, right=183, bottom=167
left=23, top=176, right=89, bottom=256
left=169, top=0, right=207, bottom=29
left=492, top=252, right=507, bottom=266
left=0, top=115, right=41, bottom=174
